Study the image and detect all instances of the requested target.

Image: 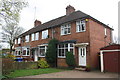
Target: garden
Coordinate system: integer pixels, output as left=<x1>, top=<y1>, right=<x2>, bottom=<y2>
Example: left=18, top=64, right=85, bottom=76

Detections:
left=1, top=39, right=76, bottom=79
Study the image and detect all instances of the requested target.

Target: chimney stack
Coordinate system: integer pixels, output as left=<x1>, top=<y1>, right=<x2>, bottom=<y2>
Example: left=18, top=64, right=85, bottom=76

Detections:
left=34, top=20, right=41, bottom=27
left=66, top=5, right=75, bottom=15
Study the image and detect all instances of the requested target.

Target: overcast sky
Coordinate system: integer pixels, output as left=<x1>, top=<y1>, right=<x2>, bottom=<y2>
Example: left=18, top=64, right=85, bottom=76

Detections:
left=0, top=0, right=119, bottom=48
left=19, top=0, right=119, bottom=37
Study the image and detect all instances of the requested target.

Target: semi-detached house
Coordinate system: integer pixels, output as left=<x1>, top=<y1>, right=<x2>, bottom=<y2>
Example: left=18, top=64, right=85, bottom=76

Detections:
left=14, top=5, right=113, bottom=69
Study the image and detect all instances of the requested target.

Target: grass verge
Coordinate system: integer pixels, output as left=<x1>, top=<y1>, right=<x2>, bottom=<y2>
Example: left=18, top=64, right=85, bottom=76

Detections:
left=5, top=68, right=64, bottom=78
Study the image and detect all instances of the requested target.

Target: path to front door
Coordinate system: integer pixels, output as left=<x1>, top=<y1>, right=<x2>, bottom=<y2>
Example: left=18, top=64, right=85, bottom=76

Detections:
left=78, top=47, right=86, bottom=66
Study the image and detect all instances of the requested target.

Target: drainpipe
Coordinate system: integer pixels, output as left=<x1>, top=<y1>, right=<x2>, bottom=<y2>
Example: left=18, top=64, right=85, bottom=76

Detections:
left=100, top=51, right=104, bottom=72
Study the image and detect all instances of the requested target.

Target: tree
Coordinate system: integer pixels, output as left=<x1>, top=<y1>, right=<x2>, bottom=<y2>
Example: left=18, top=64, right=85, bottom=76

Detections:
left=66, top=51, right=76, bottom=69
left=0, top=0, right=28, bottom=53
left=2, top=23, right=24, bottom=54
left=0, top=0, right=28, bottom=23
left=46, top=38, right=58, bottom=67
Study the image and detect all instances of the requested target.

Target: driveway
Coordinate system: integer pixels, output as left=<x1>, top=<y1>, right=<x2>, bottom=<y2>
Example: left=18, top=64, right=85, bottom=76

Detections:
left=19, top=70, right=119, bottom=78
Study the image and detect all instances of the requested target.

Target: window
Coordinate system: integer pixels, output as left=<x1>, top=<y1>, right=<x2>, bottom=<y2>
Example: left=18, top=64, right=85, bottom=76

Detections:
left=25, top=35, right=29, bottom=42
left=39, top=46, right=48, bottom=57
left=61, top=23, right=71, bottom=35
left=31, top=33, right=35, bottom=41
left=105, top=28, right=107, bottom=36
left=15, top=50, right=21, bottom=56
left=15, top=39, right=17, bottom=44
left=18, top=38, right=21, bottom=44
left=35, top=32, right=39, bottom=40
left=58, top=43, right=74, bottom=58
left=76, top=20, right=86, bottom=32
left=22, top=48, right=30, bottom=56
left=42, top=30, right=48, bottom=39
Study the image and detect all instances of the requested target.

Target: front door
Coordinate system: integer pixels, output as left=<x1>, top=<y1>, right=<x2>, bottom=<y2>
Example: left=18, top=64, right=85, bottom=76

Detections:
left=78, top=47, right=86, bottom=66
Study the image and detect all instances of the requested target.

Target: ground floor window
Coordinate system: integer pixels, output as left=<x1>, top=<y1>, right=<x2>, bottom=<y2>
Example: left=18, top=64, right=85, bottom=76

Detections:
left=58, top=43, right=74, bottom=58
left=38, top=45, right=48, bottom=57
left=15, top=50, right=21, bottom=56
left=22, top=48, right=30, bottom=56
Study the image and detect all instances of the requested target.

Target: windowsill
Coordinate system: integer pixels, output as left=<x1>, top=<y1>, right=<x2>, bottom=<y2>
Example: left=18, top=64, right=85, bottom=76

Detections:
left=15, top=55, right=20, bottom=56
left=22, top=55, right=30, bottom=56
left=61, top=33, right=71, bottom=36
left=39, top=56, right=45, bottom=57
left=58, top=56, right=66, bottom=58
left=76, top=30, right=86, bottom=33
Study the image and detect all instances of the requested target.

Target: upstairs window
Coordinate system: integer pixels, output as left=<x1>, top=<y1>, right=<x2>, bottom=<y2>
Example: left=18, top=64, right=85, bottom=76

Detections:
left=76, top=20, right=86, bottom=32
left=35, top=32, right=39, bottom=40
left=31, top=33, right=35, bottom=41
left=61, top=23, right=71, bottom=35
left=104, top=28, right=107, bottom=36
left=18, top=38, right=21, bottom=44
left=15, top=39, right=17, bottom=44
left=42, top=30, right=48, bottom=39
left=25, top=35, right=29, bottom=42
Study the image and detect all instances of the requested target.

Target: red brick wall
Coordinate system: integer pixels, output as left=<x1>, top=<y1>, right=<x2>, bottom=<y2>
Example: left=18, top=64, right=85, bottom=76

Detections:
left=89, top=19, right=112, bottom=69
left=14, top=19, right=112, bottom=68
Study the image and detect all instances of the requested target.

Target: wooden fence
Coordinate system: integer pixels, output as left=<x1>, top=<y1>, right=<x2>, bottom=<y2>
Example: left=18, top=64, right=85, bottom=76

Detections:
left=2, top=58, right=38, bottom=75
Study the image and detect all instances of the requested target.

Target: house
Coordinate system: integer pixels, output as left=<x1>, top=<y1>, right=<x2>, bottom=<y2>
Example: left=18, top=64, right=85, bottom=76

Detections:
left=14, top=5, right=113, bottom=69
left=100, top=44, right=120, bottom=73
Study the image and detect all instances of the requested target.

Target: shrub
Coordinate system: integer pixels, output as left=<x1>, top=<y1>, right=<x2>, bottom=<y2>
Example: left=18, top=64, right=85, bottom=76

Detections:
left=66, top=51, right=76, bottom=69
left=38, top=59, right=49, bottom=68
left=46, top=38, right=58, bottom=67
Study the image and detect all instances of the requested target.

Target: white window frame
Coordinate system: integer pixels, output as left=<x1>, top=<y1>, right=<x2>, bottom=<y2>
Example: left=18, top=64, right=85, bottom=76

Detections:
left=58, top=43, right=74, bottom=58
left=105, top=28, right=107, bottom=36
left=25, top=35, right=29, bottom=42
left=15, top=39, right=17, bottom=44
left=61, top=23, right=71, bottom=35
left=22, top=48, right=30, bottom=56
left=35, top=32, right=39, bottom=40
left=18, top=38, right=21, bottom=44
left=15, top=50, right=21, bottom=56
left=42, top=30, right=48, bottom=39
left=38, top=45, right=48, bottom=57
left=31, top=33, right=35, bottom=41
left=76, top=20, right=86, bottom=32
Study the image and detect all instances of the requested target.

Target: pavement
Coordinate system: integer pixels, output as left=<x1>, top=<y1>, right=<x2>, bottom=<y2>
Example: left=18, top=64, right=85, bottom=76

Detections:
left=19, top=70, right=119, bottom=78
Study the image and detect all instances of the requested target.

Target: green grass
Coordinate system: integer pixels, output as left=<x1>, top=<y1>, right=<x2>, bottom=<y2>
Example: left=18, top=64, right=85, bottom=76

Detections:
left=5, top=68, right=64, bottom=78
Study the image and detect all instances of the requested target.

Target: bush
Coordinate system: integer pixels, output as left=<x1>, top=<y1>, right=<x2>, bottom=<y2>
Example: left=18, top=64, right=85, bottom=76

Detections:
left=66, top=51, right=76, bottom=69
left=38, top=59, right=49, bottom=68
left=46, top=38, right=58, bottom=67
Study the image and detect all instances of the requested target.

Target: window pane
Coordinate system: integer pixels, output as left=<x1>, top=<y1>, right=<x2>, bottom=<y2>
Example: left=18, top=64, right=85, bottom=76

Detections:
left=42, top=30, right=48, bottom=39
left=61, top=23, right=71, bottom=35
left=27, top=48, right=29, bottom=55
left=23, top=50, right=26, bottom=55
left=65, top=44, right=68, bottom=48
left=35, top=32, right=39, bottom=40
left=18, top=51, right=21, bottom=55
left=18, top=38, right=21, bottom=44
left=31, top=33, right=34, bottom=41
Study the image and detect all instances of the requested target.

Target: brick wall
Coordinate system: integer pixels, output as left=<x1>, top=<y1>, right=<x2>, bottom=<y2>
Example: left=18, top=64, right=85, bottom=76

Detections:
left=14, top=19, right=112, bottom=68
left=89, top=19, right=112, bottom=69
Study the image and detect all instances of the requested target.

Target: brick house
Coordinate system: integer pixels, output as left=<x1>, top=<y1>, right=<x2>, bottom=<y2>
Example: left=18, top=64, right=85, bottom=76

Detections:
left=14, top=5, right=113, bottom=69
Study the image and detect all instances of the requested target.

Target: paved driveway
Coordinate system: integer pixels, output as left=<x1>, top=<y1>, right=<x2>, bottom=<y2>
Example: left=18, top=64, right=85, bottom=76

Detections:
left=19, top=70, right=119, bottom=78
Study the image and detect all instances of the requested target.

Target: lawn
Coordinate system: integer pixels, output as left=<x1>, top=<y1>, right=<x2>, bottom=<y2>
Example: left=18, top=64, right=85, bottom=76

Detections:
left=5, top=68, right=64, bottom=78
